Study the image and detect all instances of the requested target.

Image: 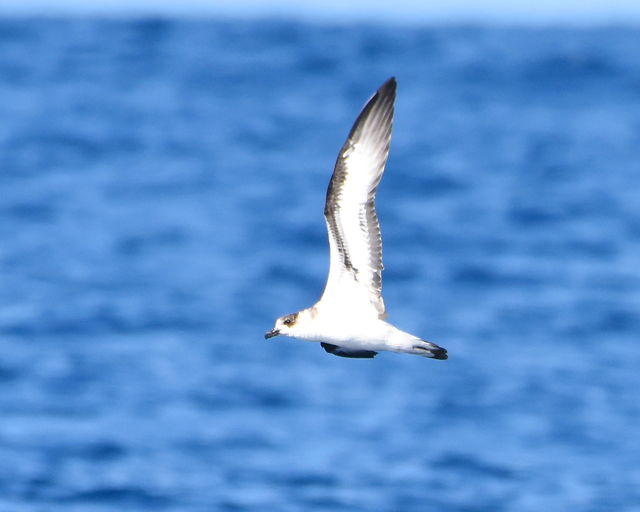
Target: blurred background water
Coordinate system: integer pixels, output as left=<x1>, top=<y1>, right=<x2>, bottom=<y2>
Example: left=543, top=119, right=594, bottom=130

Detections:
left=0, top=15, right=639, bottom=512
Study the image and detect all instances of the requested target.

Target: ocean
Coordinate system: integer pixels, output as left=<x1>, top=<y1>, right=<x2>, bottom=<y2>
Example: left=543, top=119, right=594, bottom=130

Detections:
left=0, top=18, right=639, bottom=512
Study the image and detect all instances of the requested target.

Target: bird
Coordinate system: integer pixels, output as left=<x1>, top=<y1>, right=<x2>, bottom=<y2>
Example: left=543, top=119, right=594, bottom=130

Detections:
left=265, top=77, right=447, bottom=360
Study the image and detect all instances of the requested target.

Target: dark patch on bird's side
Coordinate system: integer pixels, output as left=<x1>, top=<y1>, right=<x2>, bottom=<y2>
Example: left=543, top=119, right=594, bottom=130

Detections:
left=321, top=342, right=377, bottom=358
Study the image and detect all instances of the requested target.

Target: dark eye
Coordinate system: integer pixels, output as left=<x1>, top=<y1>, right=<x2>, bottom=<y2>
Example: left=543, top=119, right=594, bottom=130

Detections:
left=283, top=318, right=292, bottom=326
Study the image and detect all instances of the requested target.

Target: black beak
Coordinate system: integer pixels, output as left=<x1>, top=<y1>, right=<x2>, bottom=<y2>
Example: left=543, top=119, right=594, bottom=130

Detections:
left=264, top=329, right=280, bottom=340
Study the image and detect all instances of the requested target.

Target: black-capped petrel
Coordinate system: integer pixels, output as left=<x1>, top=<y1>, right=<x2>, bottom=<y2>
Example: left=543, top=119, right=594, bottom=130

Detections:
left=265, top=77, right=448, bottom=360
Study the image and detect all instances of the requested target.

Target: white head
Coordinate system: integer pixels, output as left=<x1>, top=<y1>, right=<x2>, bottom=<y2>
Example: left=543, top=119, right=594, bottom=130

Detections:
left=265, top=311, right=306, bottom=340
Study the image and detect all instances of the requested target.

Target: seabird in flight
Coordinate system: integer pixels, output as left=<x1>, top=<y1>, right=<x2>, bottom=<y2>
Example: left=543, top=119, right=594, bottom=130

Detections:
left=265, top=77, right=447, bottom=360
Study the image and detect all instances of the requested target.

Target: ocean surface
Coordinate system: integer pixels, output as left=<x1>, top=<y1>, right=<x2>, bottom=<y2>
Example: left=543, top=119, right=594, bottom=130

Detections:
left=1, top=18, right=639, bottom=512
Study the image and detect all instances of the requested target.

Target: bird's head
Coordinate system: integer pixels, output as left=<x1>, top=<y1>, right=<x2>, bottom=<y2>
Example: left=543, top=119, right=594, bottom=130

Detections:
left=265, top=312, right=300, bottom=340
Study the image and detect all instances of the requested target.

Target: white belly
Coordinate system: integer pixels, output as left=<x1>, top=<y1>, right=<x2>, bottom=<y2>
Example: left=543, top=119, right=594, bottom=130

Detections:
left=300, top=313, right=400, bottom=351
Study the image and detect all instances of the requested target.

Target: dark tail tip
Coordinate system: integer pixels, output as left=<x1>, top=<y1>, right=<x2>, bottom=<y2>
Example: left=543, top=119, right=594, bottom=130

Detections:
left=430, top=347, right=448, bottom=360
left=413, top=342, right=448, bottom=360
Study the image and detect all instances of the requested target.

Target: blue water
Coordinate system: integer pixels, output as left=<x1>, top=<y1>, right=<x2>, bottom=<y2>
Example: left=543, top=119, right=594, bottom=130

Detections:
left=1, top=18, right=639, bottom=512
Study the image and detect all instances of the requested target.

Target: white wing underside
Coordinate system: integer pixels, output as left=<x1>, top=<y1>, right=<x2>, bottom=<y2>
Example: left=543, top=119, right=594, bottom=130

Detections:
left=317, top=78, right=396, bottom=319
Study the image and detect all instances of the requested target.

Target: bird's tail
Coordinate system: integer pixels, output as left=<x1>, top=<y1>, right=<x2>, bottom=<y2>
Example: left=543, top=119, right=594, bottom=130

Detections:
left=410, top=340, right=448, bottom=360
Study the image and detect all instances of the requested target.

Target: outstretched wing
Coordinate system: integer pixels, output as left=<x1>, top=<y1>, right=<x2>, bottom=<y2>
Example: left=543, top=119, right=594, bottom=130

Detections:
left=319, top=77, right=396, bottom=319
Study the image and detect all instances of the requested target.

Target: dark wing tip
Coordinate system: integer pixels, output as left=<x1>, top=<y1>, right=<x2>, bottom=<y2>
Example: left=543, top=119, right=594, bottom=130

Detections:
left=341, top=77, right=396, bottom=145
left=377, top=76, right=397, bottom=98
left=369, top=76, right=396, bottom=110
